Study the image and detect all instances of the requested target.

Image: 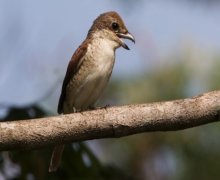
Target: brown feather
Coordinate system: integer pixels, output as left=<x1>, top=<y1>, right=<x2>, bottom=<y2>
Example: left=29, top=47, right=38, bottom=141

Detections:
left=57, top=39, right=90, bottom=114
left=88, top=11, right=128, bottom=36
left=49, top=145, right=64, bottom=172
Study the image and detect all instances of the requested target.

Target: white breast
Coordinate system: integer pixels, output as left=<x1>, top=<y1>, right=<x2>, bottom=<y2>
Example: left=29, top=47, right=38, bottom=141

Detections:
left=73, top=38, right=117, bottom=110
left=89, top=38, right=116, bottom=74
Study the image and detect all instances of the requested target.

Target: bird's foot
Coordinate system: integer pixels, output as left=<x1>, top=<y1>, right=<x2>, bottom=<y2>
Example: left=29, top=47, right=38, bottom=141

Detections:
left=88, top=104, right=110, bottom=111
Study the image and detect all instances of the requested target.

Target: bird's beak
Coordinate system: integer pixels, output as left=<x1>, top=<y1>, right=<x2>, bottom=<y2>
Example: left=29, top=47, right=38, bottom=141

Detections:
left=117, top=32, right=135, bottom=50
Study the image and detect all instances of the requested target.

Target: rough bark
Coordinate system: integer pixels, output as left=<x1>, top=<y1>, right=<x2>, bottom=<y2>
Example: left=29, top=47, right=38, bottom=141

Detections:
left=0, top=91, right=220, bottom=151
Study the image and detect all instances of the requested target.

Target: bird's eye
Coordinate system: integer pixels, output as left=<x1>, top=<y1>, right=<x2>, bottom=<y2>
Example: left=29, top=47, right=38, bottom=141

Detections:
left=111, top=22, right=119, bottom=31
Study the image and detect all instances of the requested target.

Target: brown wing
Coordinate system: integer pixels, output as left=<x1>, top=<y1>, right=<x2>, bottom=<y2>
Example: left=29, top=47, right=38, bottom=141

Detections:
left=57, top=40, right=89, bottom=114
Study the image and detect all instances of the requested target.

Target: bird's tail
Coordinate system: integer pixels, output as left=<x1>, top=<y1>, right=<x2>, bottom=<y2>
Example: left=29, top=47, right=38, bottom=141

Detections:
left=49, top=145, right=65, bottom=172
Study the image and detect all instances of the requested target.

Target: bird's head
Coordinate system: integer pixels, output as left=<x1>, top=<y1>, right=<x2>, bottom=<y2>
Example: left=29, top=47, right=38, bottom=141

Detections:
left=88, top=11, right=135, bottom=50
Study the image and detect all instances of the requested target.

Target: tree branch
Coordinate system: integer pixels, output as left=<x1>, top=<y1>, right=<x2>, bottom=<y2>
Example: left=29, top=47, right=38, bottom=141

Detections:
left=0, top=91, right=220, bottom=151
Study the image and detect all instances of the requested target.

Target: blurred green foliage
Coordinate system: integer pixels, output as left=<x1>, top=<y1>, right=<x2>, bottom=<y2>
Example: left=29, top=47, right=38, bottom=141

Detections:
left=99, top=52, right=220, bottom=180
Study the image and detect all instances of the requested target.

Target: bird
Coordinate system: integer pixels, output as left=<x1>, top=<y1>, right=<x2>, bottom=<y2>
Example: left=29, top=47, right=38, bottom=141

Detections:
left=49, top=11, right=135, bottom=172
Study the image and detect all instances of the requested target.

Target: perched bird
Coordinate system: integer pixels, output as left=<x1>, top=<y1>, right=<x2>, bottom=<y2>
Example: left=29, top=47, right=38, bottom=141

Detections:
left=49, top=11, right=135, bottom=172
